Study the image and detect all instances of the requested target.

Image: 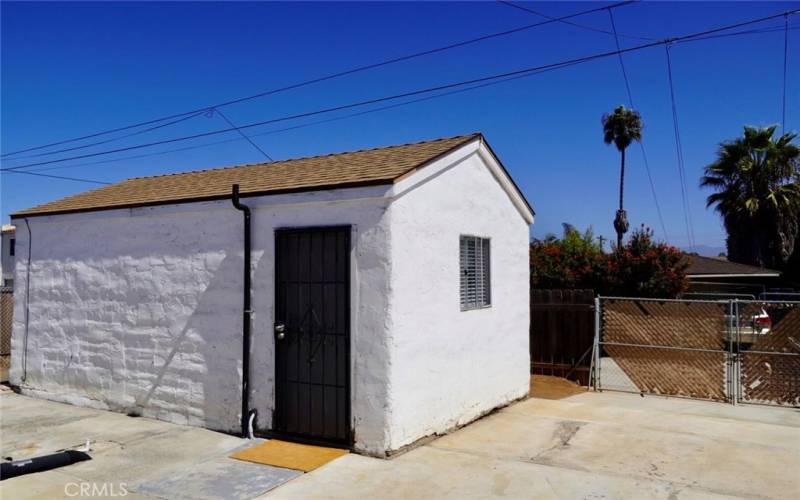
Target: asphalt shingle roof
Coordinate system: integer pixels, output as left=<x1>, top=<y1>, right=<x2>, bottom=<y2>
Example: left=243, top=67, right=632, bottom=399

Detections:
left=13, top=133, right=484, bottom=217
left=685, top=255, right=781, bottom=277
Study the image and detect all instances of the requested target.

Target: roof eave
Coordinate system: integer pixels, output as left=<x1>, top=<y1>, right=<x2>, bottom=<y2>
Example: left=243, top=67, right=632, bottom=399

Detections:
left=687, top=273, right=781, bottom=278
left=10, top=179, right=395, bottom=219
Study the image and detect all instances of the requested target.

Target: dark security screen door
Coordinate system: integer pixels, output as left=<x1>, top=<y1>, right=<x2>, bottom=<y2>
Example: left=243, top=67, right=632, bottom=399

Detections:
left=274, top=226, right=351, bottom=444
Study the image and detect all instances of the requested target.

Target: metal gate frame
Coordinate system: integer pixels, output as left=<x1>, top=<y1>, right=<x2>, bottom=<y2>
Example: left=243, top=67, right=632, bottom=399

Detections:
left=590, top=296, right=800, bottom=407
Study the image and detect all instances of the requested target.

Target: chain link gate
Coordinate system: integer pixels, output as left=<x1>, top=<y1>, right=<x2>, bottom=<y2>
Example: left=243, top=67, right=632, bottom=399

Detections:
left=590, top=297, right=800, bottom=407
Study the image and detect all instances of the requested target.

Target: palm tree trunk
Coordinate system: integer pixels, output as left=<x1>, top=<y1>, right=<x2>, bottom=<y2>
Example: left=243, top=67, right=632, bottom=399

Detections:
left=619, top=148, right=625, bottom=211
left=614, top=148, right=627, bottom=248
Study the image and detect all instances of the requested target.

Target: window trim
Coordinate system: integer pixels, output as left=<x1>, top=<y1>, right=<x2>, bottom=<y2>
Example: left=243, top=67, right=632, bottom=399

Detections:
left=459, top=234, right=491, bottom=311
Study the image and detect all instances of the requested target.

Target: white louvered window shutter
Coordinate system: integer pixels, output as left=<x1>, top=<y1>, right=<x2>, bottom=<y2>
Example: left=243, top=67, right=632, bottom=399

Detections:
left=460, top=235, right=491, bottom=310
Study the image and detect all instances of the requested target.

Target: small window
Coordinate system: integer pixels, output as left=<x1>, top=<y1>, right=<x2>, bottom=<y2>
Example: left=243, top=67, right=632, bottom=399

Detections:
left=460, top=235, right=491, bottom=310
left=9, top=238, right=15, bottom=256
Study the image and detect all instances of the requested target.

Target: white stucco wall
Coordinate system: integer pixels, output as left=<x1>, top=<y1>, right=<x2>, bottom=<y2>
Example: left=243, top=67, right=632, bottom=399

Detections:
left=9, top=139, right=531, bottom=457
left=385, top=141, right=531, bottom=452
left=10, top=186, right=395, bottom=454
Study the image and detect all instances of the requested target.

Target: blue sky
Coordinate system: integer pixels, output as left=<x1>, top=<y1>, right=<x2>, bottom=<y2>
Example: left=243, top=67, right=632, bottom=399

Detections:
left=1, top=1, right=798, bottom=252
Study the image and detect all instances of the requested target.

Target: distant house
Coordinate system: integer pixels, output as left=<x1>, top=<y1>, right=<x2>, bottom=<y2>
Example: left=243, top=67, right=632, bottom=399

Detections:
left=1, top=225, right=15, bottom=288
left=8, top=133, right=533, bottom=457
left=684, top=254, right=783, bottom=296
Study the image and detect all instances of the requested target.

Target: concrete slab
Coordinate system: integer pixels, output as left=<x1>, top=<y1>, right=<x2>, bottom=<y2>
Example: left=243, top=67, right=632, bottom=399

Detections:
left=264, top=388, right=800, bottom=499
left=4, top=386, right=800, bottom=499
left=505, top=397, right=800, bottom=450
left=137, top=457, right=302, bottom=500
left=0, top=392, right=291, bottom=499
left=566, top=390, right=800, bottom=428
left=0, top=469, right=151, bottom=500
left=264, top=446, right=737, bottom=500
left=64, top=426, right=246, bottom=484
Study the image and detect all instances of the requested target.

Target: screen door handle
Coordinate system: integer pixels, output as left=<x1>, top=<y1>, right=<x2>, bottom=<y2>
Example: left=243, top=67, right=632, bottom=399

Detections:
left=275, top=323, right=285, bottom=340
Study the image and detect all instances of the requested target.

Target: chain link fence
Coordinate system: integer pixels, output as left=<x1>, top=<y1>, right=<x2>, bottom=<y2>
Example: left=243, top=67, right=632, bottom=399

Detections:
left=0, top=286, right=12, bottom=382
left=591, top=297, right=800, bottom=407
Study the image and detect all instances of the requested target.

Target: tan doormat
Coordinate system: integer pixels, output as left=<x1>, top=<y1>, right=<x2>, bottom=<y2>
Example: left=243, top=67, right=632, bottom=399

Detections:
left=231, top=439, right=348, bottom=472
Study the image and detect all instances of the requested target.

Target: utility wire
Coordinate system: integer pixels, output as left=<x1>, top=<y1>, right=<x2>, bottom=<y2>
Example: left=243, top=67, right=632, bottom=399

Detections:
left=664, top=44, right=696, bottom=249
left=497, top=0, right=652, bottom=41
left=211, top=108, right=273, bottom=161
left=606, top=8, right=670, bottom=243
left=0, top=0, right=637, bottom=159
left=1, top=169, right=110, bottom=184
left=679, top=23, right=799, bottom=43
left=26, top=23, right=800, bottom=177
left=3, top=7, right=798, bottom=173
left=27, top=60, right=586, bottom=175
left=608, top=10, right=634, bottom=103
left=3, top=111, right=207, bottom=161
left=783, top=14, right=790, bottom=130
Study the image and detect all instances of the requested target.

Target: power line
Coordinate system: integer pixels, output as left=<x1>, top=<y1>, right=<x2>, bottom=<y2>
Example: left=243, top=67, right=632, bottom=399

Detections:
left=678, top=23, right=799, bottom=44
left=664, top=44, right=696, bottom=249
left=20, top=18, right=797, bottom=179
left=27, top=60, right=587, bottom=175
left=608, top=10, right=634, bottom=103
left=607, top=8, right=670, bottom=243
left=211, top=108, right=273, bottom=161
left=3, top=7, right=798, bottom=174
left=1, top=169, right=110, bottom=184
left=3, top=111, right=207, bottom=161
left=783, top=14, right=790, bottom=130
left=6, top=24, right=792, bottom=172
left=27, top=22, right=800, bottom=178
left=497, top=0, right=652, bottom=41
left=0, top=0, right=638, bottom=159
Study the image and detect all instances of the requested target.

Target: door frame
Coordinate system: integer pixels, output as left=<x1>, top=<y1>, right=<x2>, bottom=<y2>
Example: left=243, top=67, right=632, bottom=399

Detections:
left=271, top=224, right=353, bottom=447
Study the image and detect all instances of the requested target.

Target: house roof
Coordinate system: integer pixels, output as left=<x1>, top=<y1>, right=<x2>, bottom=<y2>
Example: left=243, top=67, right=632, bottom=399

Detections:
left=13, top=133, right=531, bottom=218
left=1, top=225, right=14, bottom=233
left=685, top=254, right=781, bottom=278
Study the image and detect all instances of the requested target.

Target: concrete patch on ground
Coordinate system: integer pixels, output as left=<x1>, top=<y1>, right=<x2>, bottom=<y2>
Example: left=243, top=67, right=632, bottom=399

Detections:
left=136, top=457, right=302, bottom=500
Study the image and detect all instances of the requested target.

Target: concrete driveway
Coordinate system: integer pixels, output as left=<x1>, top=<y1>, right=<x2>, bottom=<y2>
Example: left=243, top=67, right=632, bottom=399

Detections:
left=2, top=386, right=799, bottom=499
left=264, top=390, right=800, bottom=499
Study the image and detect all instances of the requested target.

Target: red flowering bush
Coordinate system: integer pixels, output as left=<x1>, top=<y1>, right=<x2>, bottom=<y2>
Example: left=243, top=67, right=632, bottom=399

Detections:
left=530, top=225, right=688, bottom=298
left=607, top=226, right=688, bottom=298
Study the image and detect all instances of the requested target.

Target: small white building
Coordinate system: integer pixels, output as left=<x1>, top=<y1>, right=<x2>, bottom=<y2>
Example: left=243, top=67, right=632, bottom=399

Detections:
left=10, top=133, right=533, bottom=456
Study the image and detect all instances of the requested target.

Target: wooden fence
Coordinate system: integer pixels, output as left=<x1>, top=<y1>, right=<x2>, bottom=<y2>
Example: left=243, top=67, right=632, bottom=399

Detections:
left=530, top=289, right=595, bottom=385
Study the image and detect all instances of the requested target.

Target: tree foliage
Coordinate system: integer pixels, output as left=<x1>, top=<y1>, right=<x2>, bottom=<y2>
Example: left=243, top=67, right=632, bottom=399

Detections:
left=530, top=225, right=688, bottom=298
left=602, top=105, right=643, bottom=153
left=701, top=126, right=800, bottom=272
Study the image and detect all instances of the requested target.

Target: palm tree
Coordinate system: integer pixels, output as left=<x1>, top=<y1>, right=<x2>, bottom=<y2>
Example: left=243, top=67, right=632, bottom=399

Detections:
left=701, top=126, right=800, bottom=269
left=602, top=105, right=643, bottom=248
